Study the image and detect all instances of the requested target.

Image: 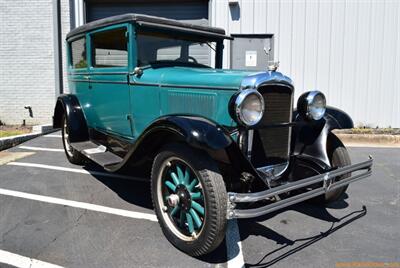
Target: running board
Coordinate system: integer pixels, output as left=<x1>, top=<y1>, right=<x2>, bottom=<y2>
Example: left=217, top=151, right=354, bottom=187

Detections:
left=70, top=141, right=123, bottom=167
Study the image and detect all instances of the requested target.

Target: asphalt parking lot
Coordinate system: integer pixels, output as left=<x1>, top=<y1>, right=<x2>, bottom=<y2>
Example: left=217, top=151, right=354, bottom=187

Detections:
left=0, top=132, right=399, bottom=268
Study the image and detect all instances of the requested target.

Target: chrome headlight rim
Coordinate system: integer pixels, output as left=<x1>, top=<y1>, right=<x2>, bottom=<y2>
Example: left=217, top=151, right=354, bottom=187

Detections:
left=297, top=90, right=326, bottom=121
left=233, top=89, right=265, bottom=126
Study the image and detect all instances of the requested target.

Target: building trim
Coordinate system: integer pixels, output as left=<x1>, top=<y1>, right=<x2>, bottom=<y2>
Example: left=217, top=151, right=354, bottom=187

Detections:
left=52, top=0, right=63, bottom=96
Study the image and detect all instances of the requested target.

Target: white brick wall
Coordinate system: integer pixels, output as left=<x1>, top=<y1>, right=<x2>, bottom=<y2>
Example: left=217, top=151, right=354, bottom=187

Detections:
left=0, top=0, right=70, bottom=125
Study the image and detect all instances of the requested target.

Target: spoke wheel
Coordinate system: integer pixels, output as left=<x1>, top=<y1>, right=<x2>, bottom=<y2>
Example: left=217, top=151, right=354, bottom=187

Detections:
left=151, top=143, right=227, bottom=256
left=158, top=157, right=206, bottom=241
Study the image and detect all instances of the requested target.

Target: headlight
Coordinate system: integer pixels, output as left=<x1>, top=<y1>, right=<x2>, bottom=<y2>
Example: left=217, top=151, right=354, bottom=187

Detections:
left=297, top=91, right=326, bottom=120
left=232, top=89, right=264, bottom=126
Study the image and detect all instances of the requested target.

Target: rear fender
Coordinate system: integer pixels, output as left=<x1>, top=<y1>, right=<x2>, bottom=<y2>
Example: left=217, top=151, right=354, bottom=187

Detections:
left=53, top=94, right=89, bottom=142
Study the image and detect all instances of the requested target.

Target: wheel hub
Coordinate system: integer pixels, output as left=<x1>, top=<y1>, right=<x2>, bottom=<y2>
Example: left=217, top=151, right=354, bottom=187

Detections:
left=167, top=194, right=180, bottom=207
left=175, top=185, right=191, bottom=212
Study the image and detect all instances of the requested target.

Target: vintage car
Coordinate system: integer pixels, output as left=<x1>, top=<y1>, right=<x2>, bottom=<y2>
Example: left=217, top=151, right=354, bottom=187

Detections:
left=53, top=14, right=373, bottom=256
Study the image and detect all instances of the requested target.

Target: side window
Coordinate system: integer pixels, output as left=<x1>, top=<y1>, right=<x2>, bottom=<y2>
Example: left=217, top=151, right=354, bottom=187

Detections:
left=92, top=28, right=128, bottom=68
left=70, top=38, right=87, bottom=69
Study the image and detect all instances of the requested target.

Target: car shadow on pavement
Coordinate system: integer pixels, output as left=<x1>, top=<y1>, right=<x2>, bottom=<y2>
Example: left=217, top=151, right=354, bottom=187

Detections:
left=241, top=199, right=367, bottom=268
left=81, top=163, right=230, bottom=264
left=82, top=162, right=230, bottom=264
left=82, top=162, right=154, bottom=209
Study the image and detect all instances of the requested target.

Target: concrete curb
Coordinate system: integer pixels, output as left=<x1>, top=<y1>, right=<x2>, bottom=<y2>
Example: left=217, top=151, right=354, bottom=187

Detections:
left=336, top=133, right=400, bottom=148
left=0, top=124, right=58, bottom=151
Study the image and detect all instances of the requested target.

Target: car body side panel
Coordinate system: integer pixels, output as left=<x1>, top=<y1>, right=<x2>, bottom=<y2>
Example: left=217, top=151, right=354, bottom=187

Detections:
left=129, top=72, right=162, bottom=138
left=129, top=67, right=252, bottom=137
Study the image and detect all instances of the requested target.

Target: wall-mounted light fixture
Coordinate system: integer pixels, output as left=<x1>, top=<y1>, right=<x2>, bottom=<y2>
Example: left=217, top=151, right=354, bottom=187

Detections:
left=229, top=0, right=239, bottom=6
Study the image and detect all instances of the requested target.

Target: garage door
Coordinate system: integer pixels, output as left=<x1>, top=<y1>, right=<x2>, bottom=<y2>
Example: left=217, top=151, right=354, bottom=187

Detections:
left=86, top=0, right=210, bottom=65
left=86, top=0, right=208, bottom=25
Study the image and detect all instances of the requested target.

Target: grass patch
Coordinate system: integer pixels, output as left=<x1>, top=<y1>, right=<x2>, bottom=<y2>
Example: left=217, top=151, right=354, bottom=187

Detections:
left=335, top=128, right=400, bottom=135
left=0, top=129, right=30, bottom=138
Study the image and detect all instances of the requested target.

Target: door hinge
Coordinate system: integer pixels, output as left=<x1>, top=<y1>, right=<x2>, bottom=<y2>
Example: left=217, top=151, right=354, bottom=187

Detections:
left=126, top=114, right=134, bottom=134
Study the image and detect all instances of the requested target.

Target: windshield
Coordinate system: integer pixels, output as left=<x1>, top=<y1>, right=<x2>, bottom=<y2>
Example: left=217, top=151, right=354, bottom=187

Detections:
left=136, top=30, right=217, bottom=68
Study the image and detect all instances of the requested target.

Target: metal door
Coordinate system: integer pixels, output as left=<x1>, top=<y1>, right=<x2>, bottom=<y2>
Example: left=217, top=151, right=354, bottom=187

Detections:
left=230, top=34, right=274, bottom=71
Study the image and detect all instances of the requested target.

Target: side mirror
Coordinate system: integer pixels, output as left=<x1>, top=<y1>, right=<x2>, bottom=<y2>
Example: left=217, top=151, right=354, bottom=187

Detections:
left=133, top=67, right=143, bottom=77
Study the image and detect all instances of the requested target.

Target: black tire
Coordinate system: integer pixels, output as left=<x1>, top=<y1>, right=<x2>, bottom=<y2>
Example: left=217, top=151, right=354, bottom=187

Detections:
left=321, top=134, right=351, bottom=203
left=61, top=115, right=86, bottom=165
left=151, top=143, right=227, bottom=256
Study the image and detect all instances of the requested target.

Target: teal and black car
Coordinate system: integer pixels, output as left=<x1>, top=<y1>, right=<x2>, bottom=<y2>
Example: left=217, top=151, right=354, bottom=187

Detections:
left=53, top=14, right=373, bottom=256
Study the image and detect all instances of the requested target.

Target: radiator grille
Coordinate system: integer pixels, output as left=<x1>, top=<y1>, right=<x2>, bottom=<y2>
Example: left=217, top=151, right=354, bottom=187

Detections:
left=256, top=86, right=293, bottom=162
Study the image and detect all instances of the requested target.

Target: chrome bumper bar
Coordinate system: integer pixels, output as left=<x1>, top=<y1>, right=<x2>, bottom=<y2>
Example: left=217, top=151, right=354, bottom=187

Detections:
left=227, top=156, right=373, bottom=219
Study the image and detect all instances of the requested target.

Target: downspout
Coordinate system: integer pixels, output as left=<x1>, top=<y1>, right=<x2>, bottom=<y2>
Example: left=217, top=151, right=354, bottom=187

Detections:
left=52, top=0, right=63, bottom=96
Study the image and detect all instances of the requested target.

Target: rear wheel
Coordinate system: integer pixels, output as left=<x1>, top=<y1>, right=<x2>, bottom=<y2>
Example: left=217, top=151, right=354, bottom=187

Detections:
left=61, top=115, right=85, bottom=165
left=151, top=144, right=227, bottom=256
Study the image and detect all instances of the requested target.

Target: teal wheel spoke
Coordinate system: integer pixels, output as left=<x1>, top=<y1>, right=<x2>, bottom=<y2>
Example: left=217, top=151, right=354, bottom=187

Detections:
left=179, top=210, right=185, bottom=228
left=165, top=180, right=176, bottom=192
left=189, top=208, right=202, bottom=229
left=186, top=212, right=194, bottom=234
left=171, top=206, right=180, bottom=217
left=188, top=178, right=198, bottom=192
left=183, top=167, right=190, bottom=186
left=190, top=192, right=202, bottom=200
left=176, top=165, right=184, bottom=184
left=170, top=172, right=180, bottom=186
left=191, top=201, right=205, bottom=215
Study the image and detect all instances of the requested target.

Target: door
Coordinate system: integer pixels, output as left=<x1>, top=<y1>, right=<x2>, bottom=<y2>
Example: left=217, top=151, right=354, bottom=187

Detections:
left=230, top=34, right=274, bottom=71
left=88, top=25, right=133, bottom=138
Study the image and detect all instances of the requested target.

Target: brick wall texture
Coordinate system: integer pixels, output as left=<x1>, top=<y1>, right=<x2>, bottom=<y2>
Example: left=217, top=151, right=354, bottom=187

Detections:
left=0, top=0, right=70, bottom=125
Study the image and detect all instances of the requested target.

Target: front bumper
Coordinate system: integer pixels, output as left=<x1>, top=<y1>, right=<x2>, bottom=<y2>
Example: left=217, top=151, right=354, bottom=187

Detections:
left=227, top=157, right=373, bottom=219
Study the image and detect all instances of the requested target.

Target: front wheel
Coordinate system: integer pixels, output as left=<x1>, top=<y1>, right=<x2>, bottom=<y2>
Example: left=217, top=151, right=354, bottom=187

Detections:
left=320, top=134, right=351, bottom=203
left=151, top=144, right=227, bottom=256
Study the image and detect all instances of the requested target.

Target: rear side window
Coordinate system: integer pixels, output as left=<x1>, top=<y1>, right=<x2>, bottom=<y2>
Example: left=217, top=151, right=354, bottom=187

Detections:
left=91, top=28, right=128, bottom=68
left=70, top=38, right=87, bottom=69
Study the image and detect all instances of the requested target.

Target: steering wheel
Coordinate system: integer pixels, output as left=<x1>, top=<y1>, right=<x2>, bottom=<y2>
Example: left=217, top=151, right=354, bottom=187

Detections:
left=175, top=56, right=198, bottom=64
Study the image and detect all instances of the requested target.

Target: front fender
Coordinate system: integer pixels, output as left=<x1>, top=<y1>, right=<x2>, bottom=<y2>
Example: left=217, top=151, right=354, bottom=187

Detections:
left=158, top=115, right=233, bottom=150
left=108, top=115, right=259, bottom=182
left=108, top=115, right=233, bottom=171
left=53, top=94, right=88, bottom=142
left=292, top=106, right=354, bottom=169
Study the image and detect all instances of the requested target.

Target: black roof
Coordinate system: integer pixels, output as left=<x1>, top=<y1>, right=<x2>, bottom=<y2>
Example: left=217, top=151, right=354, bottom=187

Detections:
left=66, top=13, right=232, bottom=40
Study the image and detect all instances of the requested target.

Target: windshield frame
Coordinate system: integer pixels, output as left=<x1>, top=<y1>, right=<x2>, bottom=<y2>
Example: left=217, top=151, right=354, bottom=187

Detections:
left=134, top=26, right=224, bottom=69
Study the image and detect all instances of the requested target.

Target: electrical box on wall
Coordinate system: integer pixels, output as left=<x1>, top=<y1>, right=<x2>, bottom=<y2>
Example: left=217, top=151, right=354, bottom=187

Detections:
left=230, top=34, right=274, bottom=71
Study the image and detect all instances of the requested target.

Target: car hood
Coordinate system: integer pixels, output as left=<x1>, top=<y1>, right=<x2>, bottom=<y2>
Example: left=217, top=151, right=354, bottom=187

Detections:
left=136, top=66, right=293, bottom=90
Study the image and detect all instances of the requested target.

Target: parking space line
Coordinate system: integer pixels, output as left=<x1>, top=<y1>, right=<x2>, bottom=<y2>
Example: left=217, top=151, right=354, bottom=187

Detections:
left=18, top=146, right=64, bottom=152
left=226, top=220, right=245, bottom=268
left=0, top=248, right=64, bottom=268
left=44, top=134, right=62, bottom=138
left=0, top=188, right=157, bottom=221
left=7, top=162, right=147, bottom=182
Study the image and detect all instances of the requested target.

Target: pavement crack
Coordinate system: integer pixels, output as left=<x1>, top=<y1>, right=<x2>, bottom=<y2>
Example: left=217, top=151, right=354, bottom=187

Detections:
left=1, top=214, right=31, bottom=243
left=35, top=209, right=88, bottom=259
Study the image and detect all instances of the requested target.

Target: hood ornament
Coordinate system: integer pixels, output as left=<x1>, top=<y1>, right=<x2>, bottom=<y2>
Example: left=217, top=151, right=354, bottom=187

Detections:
left=263, top=46, right=279, bottom=72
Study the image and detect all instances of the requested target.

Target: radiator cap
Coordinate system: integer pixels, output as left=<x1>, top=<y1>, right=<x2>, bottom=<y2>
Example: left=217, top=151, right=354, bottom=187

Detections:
left=267, top=61, right=279, bottom=72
